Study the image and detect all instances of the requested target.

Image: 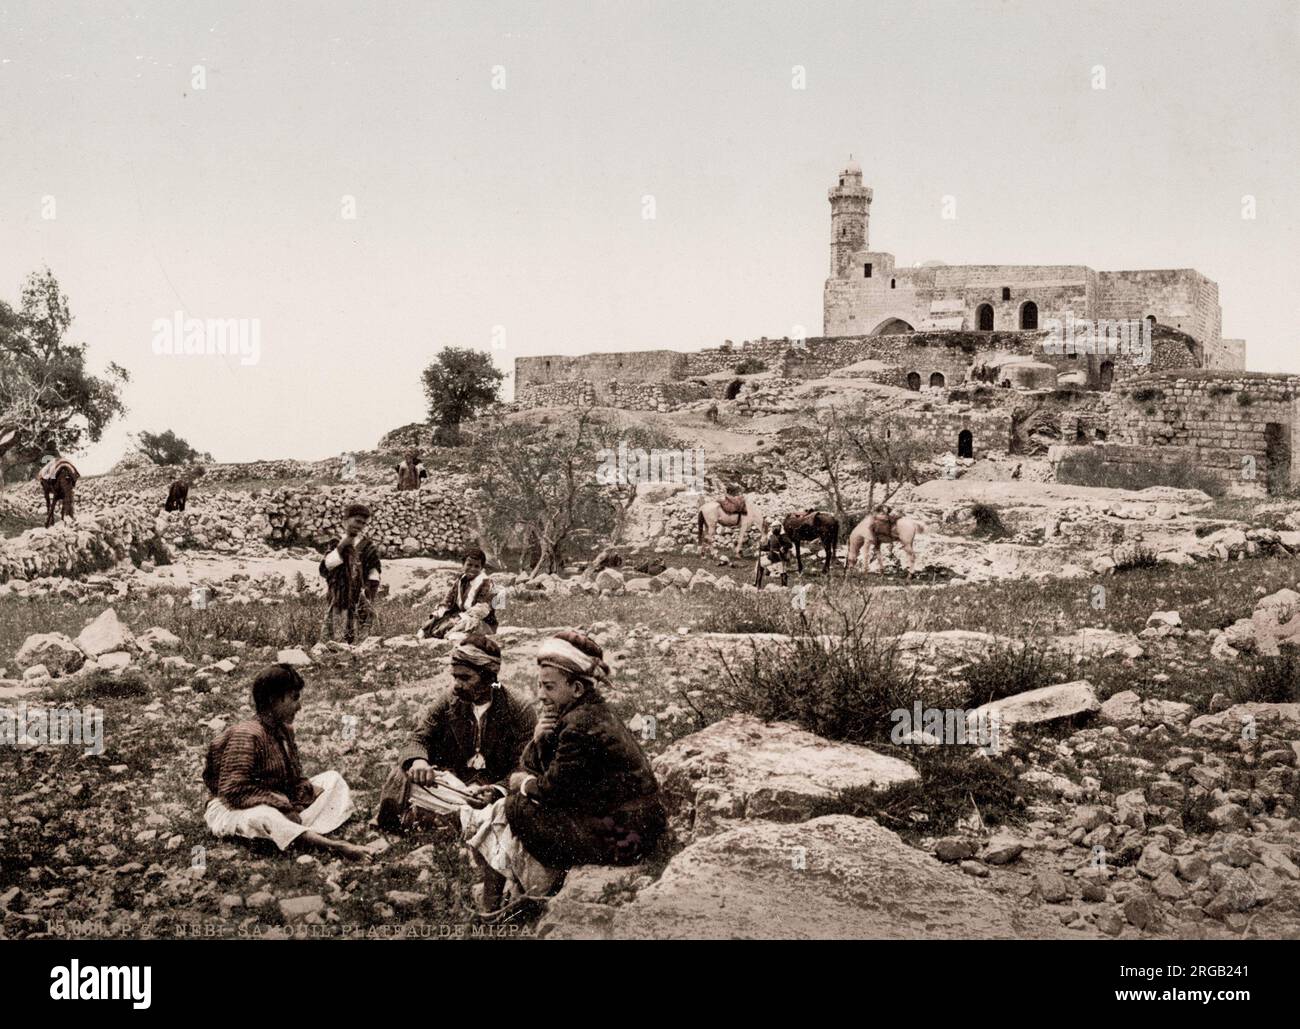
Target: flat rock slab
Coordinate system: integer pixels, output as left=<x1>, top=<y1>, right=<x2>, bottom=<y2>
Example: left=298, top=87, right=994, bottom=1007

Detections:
left=653, top=715, right=918, bottom=835
left=969, top=680, right=1099, bottom=732
left=541, top=816, right=1087, bottom=940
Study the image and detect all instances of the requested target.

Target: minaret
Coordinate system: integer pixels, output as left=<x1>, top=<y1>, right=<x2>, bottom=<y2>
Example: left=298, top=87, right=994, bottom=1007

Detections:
left=828, top=157, right=871, bottom=278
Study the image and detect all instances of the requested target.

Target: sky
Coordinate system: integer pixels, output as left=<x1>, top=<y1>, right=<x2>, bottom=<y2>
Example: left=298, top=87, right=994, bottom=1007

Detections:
left=2, top=0, right=1296, bottom=473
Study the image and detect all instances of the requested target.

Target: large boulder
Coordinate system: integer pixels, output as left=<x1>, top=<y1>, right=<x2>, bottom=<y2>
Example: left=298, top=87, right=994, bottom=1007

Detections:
left=75, top=609, right=135, bottom=657
left=1189, top=703, right=1300, bottom=739
left=15, top=632, right=85, bottom=676
left=539, top=816, right=1088, bottom=939
left=653, top=714, right=918, bottom=838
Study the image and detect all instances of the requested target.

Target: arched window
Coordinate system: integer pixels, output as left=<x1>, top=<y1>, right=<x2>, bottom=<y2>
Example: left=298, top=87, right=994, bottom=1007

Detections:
left=890, top=278, right=896, bottom=289
left=1145, top=314, right=1157, bottom=327
left=976, top=303, right=994, bottom=331
left=930, top=372, right=946, bottom=388
left=957, top=429, right=973, bottom=458
left=1020, top=301, right=1038, bottom=330
left=906, top=372, right=921, bottom=391
left=1099, top=361, right=1114, bottom=391
left=1002, top=287, right=1011, bottom=301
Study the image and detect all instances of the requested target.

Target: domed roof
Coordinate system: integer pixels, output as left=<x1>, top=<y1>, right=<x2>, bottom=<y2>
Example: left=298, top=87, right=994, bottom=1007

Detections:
left=842, top=156, right=862, bottom=175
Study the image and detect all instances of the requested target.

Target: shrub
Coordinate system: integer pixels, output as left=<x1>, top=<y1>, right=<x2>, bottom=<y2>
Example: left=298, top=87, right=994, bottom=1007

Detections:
left=1113, top=540, right=1158, bottom=572
left=1236, top=391, right=1253, bottom=407
left=708, top=596, right=922, bottom=745
left=960, top=637, right=1064, bottom=706
left=734, top=358, right=767, bottom=375
left=1130, top=387, right=1164, bottom=403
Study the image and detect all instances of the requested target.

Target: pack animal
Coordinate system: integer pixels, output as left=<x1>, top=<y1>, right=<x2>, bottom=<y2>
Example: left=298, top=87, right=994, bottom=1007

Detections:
left=38, top=458, right=79, bottom=528
left=697, top=494, right=766, bottom=557
left=782, top=510, right=840, bottom=574
left=846, top=511, right=926, bottom=578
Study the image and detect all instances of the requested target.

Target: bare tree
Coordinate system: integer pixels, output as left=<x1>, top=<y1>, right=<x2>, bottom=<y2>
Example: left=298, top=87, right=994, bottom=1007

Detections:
left=470, top=407, right=613, bottom=577
left=840, top=408, right=929, bottom=513
left=784, top=406, right=853, bottom=519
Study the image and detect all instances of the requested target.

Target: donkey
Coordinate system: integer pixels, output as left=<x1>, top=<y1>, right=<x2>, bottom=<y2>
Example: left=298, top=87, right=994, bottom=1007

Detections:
left=782, top=510, right=840, bottom=574
left=38, top=458, right=80, bottom=528
left=697, top=494, right=766, bottom=558
left=846, top=511, right=927, bottom=578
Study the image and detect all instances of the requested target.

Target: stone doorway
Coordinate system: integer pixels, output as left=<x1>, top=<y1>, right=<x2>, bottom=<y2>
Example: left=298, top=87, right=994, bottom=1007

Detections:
left=957, top=429, right=973, bottom=458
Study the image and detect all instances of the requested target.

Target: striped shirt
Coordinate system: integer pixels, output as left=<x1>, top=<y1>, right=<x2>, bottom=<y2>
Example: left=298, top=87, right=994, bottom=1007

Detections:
left=203, top=714, right=315, bottom=813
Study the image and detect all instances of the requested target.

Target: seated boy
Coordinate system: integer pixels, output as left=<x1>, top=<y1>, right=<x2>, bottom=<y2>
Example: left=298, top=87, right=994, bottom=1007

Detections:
left=203, top=664, right=372, bottom=861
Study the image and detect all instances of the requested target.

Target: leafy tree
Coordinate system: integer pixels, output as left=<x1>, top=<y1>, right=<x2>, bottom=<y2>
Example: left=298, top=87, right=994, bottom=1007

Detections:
left=0, top=268, right=129, bottom=480
left=136, top=429, right=211, bottom=466
left=421, top=348, right=504, bottom=445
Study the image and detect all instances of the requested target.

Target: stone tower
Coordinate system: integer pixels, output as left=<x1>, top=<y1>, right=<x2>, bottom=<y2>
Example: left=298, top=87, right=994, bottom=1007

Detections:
left=828, top=157, right=871, bottom=278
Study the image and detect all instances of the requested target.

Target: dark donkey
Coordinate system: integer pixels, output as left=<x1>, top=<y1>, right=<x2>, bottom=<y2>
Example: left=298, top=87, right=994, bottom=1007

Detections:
left=38, top=458, right=80, bottom=528
left=164, top=465, right=204, bottom=512
left=782, top=510, right=840, bottom=574
left=164, top=480, right=189, bottom=511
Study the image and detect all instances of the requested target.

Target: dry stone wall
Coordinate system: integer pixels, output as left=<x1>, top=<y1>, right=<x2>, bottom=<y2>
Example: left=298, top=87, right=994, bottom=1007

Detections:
left=7, top=482, right=480, bottom=558
left=0, top=505, right=162, bottom=584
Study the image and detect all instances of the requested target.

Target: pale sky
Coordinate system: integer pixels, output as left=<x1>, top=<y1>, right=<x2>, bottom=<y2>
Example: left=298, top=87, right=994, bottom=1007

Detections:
left=2, top=0, right=1296, bottom=473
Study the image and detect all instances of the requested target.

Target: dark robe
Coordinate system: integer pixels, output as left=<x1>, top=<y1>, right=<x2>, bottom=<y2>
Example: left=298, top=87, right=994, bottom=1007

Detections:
left=164, top=481, right=189, bottom=512
left=505, top=689, right=665, bottom=869
left=375, top=684, right=536, bottom=831
left=319, top=536, right=383, bottom=643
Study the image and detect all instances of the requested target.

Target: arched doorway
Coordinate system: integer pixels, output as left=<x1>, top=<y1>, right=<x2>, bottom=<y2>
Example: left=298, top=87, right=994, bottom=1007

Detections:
left=906, top=372, right=921, bottom=391
left=957, top=429, right=973, bottom=458
left=1020, top=301, right=1038, bottom=330
left=1099, top=361, right=1114, bottom=391
left=930, top=372, right=946, bottom=388
left=724, top=379, right=743, bottom=400
left=976, top=303, right=994, bottom=331
left=870, top=317, right=915, bottom=336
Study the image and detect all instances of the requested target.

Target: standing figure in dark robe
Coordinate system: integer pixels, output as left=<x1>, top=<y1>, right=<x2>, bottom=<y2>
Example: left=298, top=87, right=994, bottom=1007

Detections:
left=374, top=635, right=536, bottom=833
left=395, top=451, right=428, bottom=491
left=461, top=630, right=666, bottom=912
left=319, top=503, right=383, bottom=644
left=419, top=546, right=497, bottom=639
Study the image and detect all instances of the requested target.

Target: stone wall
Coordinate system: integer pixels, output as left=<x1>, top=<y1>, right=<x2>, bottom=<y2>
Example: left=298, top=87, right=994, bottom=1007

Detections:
left=515, top=381, right=597, bottom=408
left=0, top=505, right=163, bottom=584
left=8, top=482, right=480, bottom=558
left=1107, top=373, right=1300, bottom=491
left=516, top=351, right=687, bottom=390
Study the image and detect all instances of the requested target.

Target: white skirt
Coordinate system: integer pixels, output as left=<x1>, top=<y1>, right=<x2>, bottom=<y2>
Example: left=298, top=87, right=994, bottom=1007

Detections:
left=204, top=770, right=355, bottom=851
left=460, top=797, right=561, bottom=899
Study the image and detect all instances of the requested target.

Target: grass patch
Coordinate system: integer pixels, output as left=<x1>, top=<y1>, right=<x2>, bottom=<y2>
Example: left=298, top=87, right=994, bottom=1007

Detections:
left=1056, top=448, right=1225, bottom=496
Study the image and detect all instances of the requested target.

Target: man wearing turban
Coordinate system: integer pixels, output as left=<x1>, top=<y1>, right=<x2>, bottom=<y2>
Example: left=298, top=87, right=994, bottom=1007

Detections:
left=374, top=634, right=535, bottom=833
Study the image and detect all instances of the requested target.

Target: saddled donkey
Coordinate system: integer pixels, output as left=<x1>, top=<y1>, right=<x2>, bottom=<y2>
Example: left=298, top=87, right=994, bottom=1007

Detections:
left=782, top=510, right=840, bottom=574
left=38, top=457, right=80, bottom=528
left=697, top=494, right=766, bottom=558
left=846, top=511, right=926, bottom=578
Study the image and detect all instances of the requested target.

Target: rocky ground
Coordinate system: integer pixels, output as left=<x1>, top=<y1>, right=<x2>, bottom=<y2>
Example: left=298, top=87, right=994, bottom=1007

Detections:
left=3, top=456, right=1300, bottom=940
